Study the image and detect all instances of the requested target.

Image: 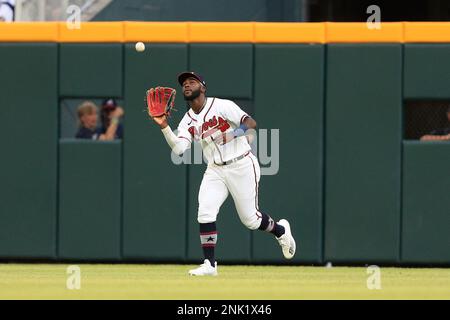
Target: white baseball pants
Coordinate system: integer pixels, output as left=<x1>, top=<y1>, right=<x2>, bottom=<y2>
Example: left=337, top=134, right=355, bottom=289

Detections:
left=197, top=152, right=263, bottom=230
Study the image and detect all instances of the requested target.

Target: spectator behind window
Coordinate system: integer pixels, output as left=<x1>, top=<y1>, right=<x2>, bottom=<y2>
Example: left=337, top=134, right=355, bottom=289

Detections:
left=0, top=0, right=15, bottom=22
left=100, top=98, right=124, bottom=140
left=420, top=107, right=450, bottom=141
left=76, top=101, right=123, bottom=141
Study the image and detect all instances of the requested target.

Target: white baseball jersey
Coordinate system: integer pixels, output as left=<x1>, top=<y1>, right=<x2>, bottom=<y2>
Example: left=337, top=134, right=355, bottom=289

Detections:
left=175, top=97, right=251, bottom=164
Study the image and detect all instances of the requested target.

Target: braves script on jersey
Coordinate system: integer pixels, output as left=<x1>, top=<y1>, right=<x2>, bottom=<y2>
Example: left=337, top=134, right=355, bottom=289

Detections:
left=175, top=97, right=251, bottom=164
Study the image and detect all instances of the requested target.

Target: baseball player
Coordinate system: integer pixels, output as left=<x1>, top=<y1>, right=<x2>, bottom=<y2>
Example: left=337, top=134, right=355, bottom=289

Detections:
left=150, top=72, right=296, bottom=276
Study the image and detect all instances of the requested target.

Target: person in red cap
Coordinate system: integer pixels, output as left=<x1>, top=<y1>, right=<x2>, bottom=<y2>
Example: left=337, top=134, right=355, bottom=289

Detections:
left=150, top=71, right=296, bottom=276
left=100, top=98, right=124, bottom=140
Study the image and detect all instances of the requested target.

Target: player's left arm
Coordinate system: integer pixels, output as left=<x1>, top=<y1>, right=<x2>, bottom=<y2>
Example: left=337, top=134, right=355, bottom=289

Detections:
left=242, top=116, right=257, bottom=130
left=219, top=100, right=257, bottom=144
left=219, top=116, right=255, bottom=143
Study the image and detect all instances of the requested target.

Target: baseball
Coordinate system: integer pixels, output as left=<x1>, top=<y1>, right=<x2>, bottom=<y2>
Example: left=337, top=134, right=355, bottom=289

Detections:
left=135, top=42, right=145, bottom=52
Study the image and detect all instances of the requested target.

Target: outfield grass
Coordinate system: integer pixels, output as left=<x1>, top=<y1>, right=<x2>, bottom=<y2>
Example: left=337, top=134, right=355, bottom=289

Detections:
left=0, top=264, right=448, bottom=300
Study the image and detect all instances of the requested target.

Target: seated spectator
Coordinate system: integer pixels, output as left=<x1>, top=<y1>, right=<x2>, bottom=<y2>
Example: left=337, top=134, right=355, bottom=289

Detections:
left=420, top=107, right=450, bottom=141
left=75, top=101, right=123, bottom=140
left=100, top=98, right=124, bottom=140
left=0, top=0, right=15, bottom=22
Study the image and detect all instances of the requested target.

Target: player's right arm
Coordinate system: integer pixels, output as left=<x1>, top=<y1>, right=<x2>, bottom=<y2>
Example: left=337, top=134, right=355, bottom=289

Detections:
left=153, top=114, right=192, bottom=155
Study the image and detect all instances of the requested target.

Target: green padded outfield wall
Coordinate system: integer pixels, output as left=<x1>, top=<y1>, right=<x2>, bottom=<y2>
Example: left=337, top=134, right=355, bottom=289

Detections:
left=252, top=44, right=325, bottom=264
left=325, top=44, right=402, bottom=263
left=59, top=44, right=123, bottom=98
left=404, top=44, right=450, bottom=99
left=122, top=44, right=188, bottom=261
left=2, top=41, right=450, bottom=264
left=402, top=142, right=450, bottom=264
left=402, top=44, right=450, bottom=264
left=189, top=44, right=253, bottom=99
left=58, top=140, right=122, bottom=260
left=0, top=44, right=57, bottom=259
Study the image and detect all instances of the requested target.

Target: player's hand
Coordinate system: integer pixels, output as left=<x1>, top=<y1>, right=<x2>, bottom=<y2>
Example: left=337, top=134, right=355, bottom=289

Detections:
left=152, top=114, right=168, bottom=129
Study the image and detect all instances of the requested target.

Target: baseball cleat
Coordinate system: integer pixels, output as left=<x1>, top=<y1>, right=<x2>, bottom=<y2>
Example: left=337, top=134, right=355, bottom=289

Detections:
left=276, top=219, right=296, bottom=259
left=188, top=259, right=218, bottom=276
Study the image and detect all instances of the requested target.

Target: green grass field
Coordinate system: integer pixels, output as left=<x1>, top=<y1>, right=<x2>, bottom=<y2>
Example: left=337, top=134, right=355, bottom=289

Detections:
left=0, top=264, right=448, bottom=300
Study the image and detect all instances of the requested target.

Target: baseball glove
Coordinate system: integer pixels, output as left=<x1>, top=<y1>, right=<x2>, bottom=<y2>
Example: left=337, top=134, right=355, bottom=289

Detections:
left=146, top=86, right=177, bottom=118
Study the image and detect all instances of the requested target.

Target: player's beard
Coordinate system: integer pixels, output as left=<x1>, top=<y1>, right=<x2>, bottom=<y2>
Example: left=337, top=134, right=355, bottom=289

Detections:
left=184, top=87, right=201, bottom=101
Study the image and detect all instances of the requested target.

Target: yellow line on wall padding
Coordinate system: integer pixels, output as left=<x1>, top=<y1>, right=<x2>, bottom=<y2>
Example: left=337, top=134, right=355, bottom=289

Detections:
left=124, top=22, right=188, bottom=43
left=1, top=22, right=450, bottom=43
left=58, top=22, right=124, bottom=42
left=254, top=22, right=325, bottom=43
left=0, top=22, right=59, bottom=42
left=404, top=22, right=450, bottom=43
left=189, top=22, right=254, bottom=43
left=326, top=22, right=404, bottom=43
